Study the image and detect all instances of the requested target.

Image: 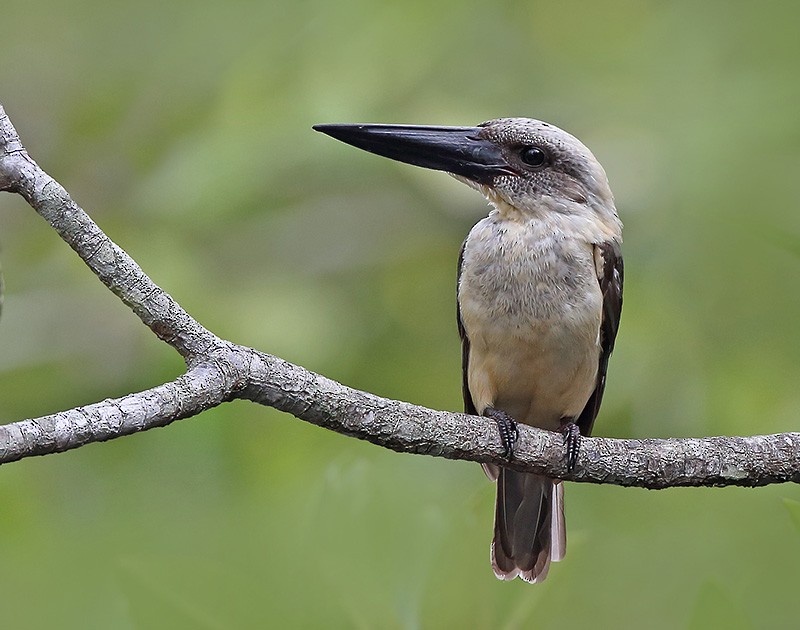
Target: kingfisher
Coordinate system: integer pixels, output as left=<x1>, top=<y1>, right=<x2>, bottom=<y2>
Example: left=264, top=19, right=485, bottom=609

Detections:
left=314, top=118, right=623, bottom=583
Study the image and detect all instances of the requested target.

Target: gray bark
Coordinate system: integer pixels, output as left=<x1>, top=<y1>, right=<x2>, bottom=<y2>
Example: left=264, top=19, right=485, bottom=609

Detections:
left=1, top=103, right=798, bottom=489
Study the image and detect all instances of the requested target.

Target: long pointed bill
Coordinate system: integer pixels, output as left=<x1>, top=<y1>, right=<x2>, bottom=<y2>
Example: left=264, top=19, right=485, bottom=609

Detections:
left=313, top=123, right=515, bottom=184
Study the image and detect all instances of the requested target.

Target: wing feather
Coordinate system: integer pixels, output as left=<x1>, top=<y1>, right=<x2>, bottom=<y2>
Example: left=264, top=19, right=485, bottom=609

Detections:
left=457, top=239, right=478, bottom=417
left=577, top=240, right=624, bottom=436
left=458, top=239, right=500, bottom=480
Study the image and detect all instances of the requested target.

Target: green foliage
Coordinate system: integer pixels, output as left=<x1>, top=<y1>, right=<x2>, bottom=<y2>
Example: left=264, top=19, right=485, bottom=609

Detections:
left=1, top=0, right=800, bottom=627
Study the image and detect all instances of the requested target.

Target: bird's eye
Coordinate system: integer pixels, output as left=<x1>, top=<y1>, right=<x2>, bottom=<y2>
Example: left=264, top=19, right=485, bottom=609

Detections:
left=520, top=146, right=547, bottom=168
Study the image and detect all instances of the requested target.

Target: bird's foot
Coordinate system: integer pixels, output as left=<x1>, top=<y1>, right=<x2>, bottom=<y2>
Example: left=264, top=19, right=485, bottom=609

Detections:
left=484, top=407, right=519, bottom=460
left=560, top=419, right=581, bottom=472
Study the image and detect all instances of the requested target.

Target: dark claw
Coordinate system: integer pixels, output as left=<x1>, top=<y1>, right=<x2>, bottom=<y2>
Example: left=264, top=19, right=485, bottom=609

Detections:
left=484, top=407, right=519, bottom=460
left=560, top=419, right=581, bottom=471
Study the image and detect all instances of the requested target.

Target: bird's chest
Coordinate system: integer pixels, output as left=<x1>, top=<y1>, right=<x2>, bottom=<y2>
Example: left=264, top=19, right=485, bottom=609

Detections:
left=458, top=218, right=601, bottom=342
left=458, top=217, right=604, bottom=423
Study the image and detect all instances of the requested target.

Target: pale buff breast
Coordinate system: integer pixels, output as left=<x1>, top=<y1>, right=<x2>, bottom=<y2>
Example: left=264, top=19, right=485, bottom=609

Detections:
left=459, top=214, right=603, bottom=430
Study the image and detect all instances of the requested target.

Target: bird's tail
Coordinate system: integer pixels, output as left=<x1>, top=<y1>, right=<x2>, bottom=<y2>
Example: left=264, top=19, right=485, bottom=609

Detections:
left=491, top=469, right=565, bottom=583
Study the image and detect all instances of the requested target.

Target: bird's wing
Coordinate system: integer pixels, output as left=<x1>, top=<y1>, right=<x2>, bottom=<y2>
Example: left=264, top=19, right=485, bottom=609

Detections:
left=577, top=240, right=624, bottom=437
left=457, top=239, right=478, bottom=417
left=458, top=239, right=500, bottom=480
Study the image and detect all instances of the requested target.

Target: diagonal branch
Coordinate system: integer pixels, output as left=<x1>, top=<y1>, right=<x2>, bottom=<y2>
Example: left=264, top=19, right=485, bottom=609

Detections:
left=0, top=105, right=219, bottom=359
left=1, top=102, right=798, bottom=489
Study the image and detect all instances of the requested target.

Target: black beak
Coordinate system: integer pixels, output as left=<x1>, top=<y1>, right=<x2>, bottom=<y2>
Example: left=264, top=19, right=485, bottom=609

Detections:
left=313, top=123, right=515, bottom=184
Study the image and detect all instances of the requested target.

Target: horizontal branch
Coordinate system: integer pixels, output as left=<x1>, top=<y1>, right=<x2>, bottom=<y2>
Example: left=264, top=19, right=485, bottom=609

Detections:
left=237, top=348, right=800, bottom=488
left=1, top=102, right=798, bottom=489
left=0, top=338, right=797, bottom=488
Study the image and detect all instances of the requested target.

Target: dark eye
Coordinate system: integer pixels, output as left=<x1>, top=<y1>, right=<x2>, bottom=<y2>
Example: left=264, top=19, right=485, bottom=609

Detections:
left=520, top=146, right=547, bottom=168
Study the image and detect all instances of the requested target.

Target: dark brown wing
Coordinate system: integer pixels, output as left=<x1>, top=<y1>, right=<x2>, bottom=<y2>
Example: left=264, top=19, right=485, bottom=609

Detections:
left=457, top=239, right=478, bottom=417
left=459, top=240, right=500, bottom=479
left=577, top=240, right=624, bottom=437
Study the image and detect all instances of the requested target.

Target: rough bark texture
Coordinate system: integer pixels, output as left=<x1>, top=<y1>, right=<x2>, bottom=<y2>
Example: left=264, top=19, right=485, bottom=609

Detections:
left=1, top=102, right=798, bottom=489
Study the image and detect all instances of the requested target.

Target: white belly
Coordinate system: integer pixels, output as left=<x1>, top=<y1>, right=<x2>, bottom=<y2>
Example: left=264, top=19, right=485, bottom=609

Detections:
left=459, top=216, right=603, bottom=429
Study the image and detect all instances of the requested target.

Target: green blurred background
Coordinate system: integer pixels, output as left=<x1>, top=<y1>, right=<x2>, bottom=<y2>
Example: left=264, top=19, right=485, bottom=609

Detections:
left=1, top=0, right=799, bottom=627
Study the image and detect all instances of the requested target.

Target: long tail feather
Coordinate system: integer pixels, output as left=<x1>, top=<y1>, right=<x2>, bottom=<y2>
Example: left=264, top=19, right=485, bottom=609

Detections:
left=490, top=469, right=565, bottom=583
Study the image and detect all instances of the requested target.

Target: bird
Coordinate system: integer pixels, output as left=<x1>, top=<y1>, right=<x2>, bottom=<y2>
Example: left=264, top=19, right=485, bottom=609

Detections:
left=313, top=118, right=623, bottom=584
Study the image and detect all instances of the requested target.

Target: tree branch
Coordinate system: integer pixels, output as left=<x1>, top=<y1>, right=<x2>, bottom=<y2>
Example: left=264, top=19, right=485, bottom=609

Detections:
left=0, top=105, right=218, bottom=359
left=1, top=102, right=798, bottom=489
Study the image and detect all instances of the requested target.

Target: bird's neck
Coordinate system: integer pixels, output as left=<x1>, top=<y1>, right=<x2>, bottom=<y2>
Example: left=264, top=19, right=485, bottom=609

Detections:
left=487, top=195, right=622, bottom=243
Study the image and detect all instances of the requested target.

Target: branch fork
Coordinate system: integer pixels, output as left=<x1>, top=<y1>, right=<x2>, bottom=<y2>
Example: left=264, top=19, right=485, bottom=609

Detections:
left=1, top=103, right=798, bottom=489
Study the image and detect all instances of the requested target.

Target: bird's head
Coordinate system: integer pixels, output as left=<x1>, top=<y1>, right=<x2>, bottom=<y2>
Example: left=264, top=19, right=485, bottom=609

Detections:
left=314, top=118, right=616, bottom=223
